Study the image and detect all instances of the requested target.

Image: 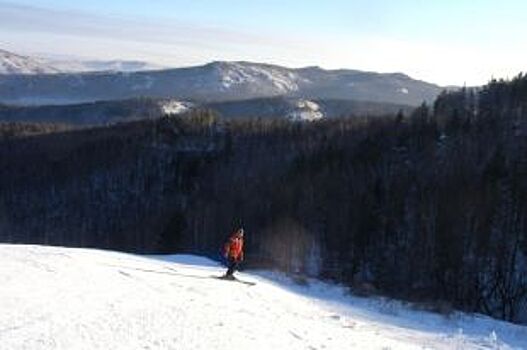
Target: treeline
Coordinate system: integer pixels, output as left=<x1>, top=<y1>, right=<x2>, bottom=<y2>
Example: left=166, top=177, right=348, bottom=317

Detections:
left=0, top=121, right=71, bottom=139
left=0, top=76, right=526, bottom=323
left=0, top=111, right=220, bottom=251
left=0, top=97, right=165, bottom=126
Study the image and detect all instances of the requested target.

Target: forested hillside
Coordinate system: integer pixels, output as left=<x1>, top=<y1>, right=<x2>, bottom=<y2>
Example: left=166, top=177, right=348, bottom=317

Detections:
left=0, top=96, right=412, bottom=126
left=0, top=75, right=526, bottom=323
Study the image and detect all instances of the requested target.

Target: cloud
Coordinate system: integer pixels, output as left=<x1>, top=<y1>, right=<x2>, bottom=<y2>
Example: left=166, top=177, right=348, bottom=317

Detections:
left=0, top=2, right=311, bottom=64
left=0, top=1, right=524, bottom=86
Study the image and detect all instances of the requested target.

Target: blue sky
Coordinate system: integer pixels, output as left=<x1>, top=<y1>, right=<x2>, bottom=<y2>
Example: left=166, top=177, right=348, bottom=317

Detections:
left=1, top=0, right=526, bottom=85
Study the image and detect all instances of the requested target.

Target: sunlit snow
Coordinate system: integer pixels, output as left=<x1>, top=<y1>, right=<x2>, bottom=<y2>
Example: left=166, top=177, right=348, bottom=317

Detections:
left=0, top=245, right=525, bottom=350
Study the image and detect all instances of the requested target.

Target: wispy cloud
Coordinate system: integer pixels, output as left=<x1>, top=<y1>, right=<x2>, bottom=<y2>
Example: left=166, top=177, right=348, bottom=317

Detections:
left=0, top=1, right=313, bottom=66
left=0, top=1, right=524, bottom=85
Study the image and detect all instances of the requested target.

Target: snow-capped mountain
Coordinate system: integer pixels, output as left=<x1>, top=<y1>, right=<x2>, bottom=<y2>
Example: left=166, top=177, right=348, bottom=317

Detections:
left=1, top=244, right=524, bottom=349
left=0, top=58, right=445, bottom=106
left=0, top=49, right=60, bottom=74
left=46, top=58, right=165, bottom=73
left=0, top=49, right=164, bottom=75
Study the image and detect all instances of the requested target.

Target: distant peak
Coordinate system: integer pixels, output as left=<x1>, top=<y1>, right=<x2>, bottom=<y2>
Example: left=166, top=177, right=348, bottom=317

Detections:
left=0, top=48, right=61, bottom=75
left=387, top=72, right=412, bottom=80
left=298, top=65, right=323, bottom=71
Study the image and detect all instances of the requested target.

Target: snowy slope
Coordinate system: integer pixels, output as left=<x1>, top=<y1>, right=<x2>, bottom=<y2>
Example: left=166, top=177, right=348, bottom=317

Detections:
left=159, top=99, right=194, bottom=115
left=287, top=99, right=324, bottom=121
left=0, top=49, right=60, bottom=74
left=0, top=245, right=525, bottom=350
left=210, top=61, right=306, bottom=93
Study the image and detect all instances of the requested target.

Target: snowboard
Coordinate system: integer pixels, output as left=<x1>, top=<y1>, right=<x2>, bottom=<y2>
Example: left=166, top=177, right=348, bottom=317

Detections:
left=214, top=275, right=256, bottom=286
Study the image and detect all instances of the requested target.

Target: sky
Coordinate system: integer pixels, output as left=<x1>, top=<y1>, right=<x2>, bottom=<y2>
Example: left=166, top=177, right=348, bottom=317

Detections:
left=0, top=0, right=526, bottom=85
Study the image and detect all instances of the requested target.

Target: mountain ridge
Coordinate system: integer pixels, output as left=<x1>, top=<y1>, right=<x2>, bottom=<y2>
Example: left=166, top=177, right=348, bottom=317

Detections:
left=0, top=49, right=447, bottom=106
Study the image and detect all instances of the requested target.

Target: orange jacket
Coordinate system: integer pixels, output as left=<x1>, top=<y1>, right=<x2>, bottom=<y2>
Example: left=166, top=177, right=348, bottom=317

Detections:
left=224, top=235, right=244, bottom=261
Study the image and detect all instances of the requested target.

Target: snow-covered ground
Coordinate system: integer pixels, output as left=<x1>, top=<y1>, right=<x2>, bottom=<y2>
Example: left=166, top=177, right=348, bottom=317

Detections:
left=159, top=100, right=193, bottom=115
left=287, top=99, right=325, bottom=121
left=214, top=61, right=306, bottom=93
left=0, top=245, right=525, bottom=350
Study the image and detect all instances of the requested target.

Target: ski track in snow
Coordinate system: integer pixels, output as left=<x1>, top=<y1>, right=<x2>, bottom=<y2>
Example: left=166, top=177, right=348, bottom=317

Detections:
left=0, top=244, right=525, bottom=350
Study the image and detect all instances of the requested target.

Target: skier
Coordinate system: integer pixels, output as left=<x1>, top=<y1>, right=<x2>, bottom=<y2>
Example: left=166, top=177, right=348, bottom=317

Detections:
left=223, top=228, right=244, bottom=279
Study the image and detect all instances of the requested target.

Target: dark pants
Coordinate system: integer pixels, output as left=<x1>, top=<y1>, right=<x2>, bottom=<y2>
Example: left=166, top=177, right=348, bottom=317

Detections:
left=226, top=258, right=239, bottom=277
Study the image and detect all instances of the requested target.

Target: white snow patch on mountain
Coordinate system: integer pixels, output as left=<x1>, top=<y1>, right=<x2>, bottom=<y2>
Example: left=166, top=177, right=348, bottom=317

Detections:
left=215, top=62, right=306, bottom=93
left=1, top=244, right=524, bottom=350
left=159, top=100, right=193, bottom=115
left=288, top=99, right=324, bottom=121
left=400, top=88, right=409, bottom=94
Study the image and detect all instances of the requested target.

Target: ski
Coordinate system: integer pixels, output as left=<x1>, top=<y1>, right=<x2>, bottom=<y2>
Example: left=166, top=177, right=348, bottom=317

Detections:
left=214, top=275, right=256, bottom=286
